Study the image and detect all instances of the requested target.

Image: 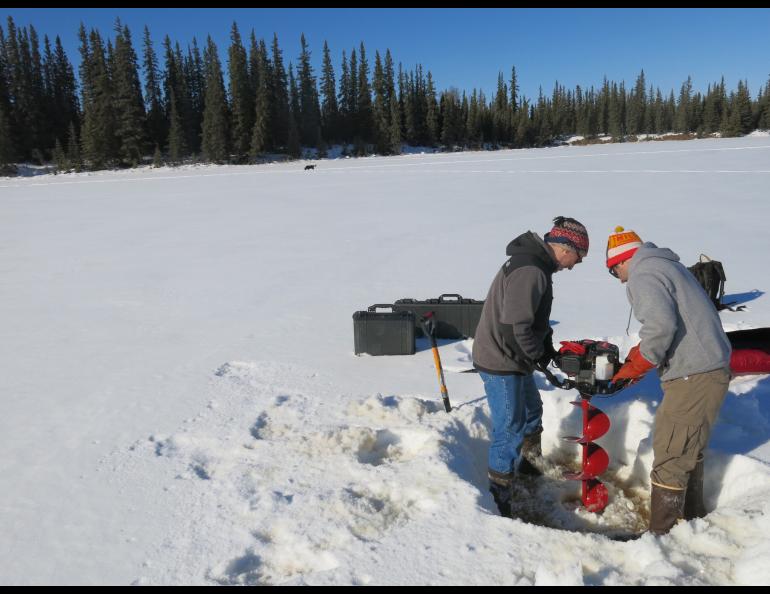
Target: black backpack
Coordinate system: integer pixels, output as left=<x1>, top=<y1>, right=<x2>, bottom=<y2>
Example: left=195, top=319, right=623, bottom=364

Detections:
left=688, top=254, right=742, bottom=311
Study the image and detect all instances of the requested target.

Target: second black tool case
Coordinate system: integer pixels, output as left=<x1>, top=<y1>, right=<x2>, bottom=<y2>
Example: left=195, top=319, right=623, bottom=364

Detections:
left=393, top=294, right=484, bottom=339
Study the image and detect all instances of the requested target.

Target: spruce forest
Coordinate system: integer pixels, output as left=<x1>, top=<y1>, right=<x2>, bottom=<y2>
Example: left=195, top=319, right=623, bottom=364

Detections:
left=1, top=17, right=769, bottom=175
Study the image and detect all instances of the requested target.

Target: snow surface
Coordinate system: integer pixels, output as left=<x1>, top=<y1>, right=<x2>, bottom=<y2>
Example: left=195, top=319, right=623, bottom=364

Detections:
left=2, top=137, right=770, bottom=585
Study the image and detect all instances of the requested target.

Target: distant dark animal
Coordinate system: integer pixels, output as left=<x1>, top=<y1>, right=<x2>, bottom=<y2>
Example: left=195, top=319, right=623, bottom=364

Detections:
left=304, top=164, right=316, bottom=171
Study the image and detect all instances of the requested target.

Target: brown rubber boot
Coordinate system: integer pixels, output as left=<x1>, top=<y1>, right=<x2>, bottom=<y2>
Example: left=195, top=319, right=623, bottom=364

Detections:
left=488, top=470, right=515, bottom=517
left=649, top=484, right=686, bottom=535
left=683, top=456, right=707, bottom=520
left=517, top=428, right=544, bottom=477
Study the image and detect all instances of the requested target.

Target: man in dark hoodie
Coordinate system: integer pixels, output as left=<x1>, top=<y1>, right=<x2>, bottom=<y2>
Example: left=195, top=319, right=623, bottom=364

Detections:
left=607, top=226, right=731, bottom=535
left=473, top=217, right=589, bottom=518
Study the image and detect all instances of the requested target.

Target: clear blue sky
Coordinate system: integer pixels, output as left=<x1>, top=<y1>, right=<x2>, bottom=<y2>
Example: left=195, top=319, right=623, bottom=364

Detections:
left=3, top=8, right=769, bottom=100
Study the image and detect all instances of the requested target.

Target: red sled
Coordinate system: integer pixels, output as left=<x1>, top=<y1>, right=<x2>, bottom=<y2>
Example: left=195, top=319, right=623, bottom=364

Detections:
left=727, top=329, right=770, bottom=375
left=731, top=349, right=770, bottom=375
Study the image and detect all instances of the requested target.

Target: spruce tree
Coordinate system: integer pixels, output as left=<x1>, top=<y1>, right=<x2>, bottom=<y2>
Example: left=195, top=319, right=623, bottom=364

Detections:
left=42, top=36, right=57, bottom=152
left=66, top=120, right=81, bottom=171
left=467, top=89, right=481, bottom=146
left=385, top=51, right=401, bottom=153
left=162, top=35, right=182, bottom=157
left=618, top=81, right=627, bottom=139
left=287, top=64, right=301, bottom=158
left=356, top=44, right=372, bottom=149
left=643, top=83, right=654, bottom=134
left=728, top=80, right=753, bottom=136
left=720, top=92, right=732, bottom=137
left=143, top=26, right=166, bottom=153
left=248, top=31, right=260, bottom=98
left=702, top=82, right=720, bottom=134
left=552, top=82, right=562, bottom=137
left=80, top=27, right=118, bottom=169
left=440, top=88, right=464, bottom=147
left=348, top=49, right=359, bottom=141
left=510, top=66, right=519, bottom=115
left=389, top=89, right=402, bottom=154
left=402, top=69, right=414, bottom=145
left=575, top=85, right=587, bottom=136
left=250, top=84, right=270, bottom=158
left=113, top=21, right=146, bottom=166
left=270, top=34, right=290, bottom=150
left=52, top=137, right=67, bottom=171
left=651, top=89, right=664, bottom=133
left=0, top=101, right=14, bottom=169
left=186, top=39, right=205, bottom=155
left=250, top=39, right=272, bottom=157
left=27, top=26, right=47, bottom=159
left=201, top=36, right=229, bottom=163
left=152, top=144, right=163, bottom=167
left=6, top=19, right=45, bottom=161
left=425, top=71, right=439, bottom=146
left=166, top=87, right=187, bottom=163
left=320, top=41, right=338, bottom=145
left=51, top=36, right=79, bottom=151
left=2, top=19, right=21, bottom=159
left=493, top=72, right=509, bottom=143
left=227, top=22, right=253, bottom=160
left=515, top=98, right=533, bottom=147
left=0, top=25, right=17, bottom=167
left=608, top=82, right=623, bottom=139
left=297, top=34, right=321, bottom=146
left=297, top=34, right=320, bottom=147
left=598, top=77, right=610, bottom=135
left=676, top=76, right=693, bottom=133
left=535, top=86, right=553, bottom=145
left=759, top=75, right=770, bottom=129
left=372, top=50, right=389, bottom=153
left=660, top=88, right=671, bottom=133
left=628, top=69, right=646, bottom=135
left=337, top=50, right=350, bottom=144
left=691, top=91, right=704, bottom=135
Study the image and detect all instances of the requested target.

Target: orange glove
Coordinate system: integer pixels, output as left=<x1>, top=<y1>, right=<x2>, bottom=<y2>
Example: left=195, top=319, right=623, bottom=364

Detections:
left=612, top=344, right=655, bottom=382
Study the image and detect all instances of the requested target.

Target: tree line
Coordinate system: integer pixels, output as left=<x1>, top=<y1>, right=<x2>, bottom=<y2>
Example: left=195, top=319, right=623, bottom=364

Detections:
left=1, top=16, right=769, bottom=174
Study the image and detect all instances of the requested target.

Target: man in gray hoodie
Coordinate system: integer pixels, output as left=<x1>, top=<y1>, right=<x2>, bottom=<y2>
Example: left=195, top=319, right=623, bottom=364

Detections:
left=607, top=226, right=731, bottom=535
left=473, top=217, right=589, bottom=518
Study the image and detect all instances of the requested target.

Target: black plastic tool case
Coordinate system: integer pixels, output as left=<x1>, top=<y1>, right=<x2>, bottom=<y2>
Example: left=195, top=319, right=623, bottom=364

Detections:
left=393, top=294, right=484, bottom=339
left=353, top=305, right=416, bottom=355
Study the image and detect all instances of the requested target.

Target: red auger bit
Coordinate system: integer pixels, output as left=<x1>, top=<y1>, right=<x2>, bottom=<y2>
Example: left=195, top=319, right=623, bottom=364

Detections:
left=537, top=339, right=629, bottom=513
left=563, top=397, right=611, bottom=512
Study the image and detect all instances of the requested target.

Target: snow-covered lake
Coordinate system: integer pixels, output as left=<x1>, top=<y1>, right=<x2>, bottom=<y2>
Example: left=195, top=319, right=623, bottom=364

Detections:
left=2, top=137, right=770, bottom=585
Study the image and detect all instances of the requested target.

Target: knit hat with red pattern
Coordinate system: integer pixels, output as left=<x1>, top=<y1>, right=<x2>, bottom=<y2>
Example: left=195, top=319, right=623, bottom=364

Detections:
left=543, top=216, right=589, bottom=258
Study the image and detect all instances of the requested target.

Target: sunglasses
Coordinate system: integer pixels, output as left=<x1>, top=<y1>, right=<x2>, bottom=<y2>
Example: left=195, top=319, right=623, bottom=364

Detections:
left=609, top=264, right=620, bottom=278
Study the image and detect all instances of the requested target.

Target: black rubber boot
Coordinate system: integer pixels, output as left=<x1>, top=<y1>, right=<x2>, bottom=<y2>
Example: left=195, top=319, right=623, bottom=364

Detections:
left=649, top=484, right=686, bottom=535
left=684, top=456, right=707, bottom=520
left=488, top=470, right=515, bottom=518
left=517, top=429, right=544, bottom=477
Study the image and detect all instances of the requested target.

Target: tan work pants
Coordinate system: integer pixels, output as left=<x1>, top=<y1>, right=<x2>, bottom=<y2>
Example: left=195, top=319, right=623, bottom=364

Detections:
left=651, top=367, right=730, bottom=490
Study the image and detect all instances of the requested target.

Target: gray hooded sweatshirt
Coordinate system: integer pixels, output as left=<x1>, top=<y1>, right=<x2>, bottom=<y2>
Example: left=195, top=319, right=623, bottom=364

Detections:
left=626, top=243, right=731, bottom=382
left=473, top=232, right=558, bottom=375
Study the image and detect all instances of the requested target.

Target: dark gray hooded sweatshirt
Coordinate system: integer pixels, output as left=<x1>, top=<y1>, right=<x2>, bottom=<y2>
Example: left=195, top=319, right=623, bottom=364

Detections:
left=472, top=232, right=558, bottom=375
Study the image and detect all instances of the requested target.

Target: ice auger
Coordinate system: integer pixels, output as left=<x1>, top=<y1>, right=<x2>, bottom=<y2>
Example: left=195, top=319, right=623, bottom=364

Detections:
left=537, top=340, right=629, bottom=513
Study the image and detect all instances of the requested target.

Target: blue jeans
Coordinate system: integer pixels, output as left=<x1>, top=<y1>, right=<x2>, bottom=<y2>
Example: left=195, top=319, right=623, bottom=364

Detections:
left=480, top=372, right=543, bottom=475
